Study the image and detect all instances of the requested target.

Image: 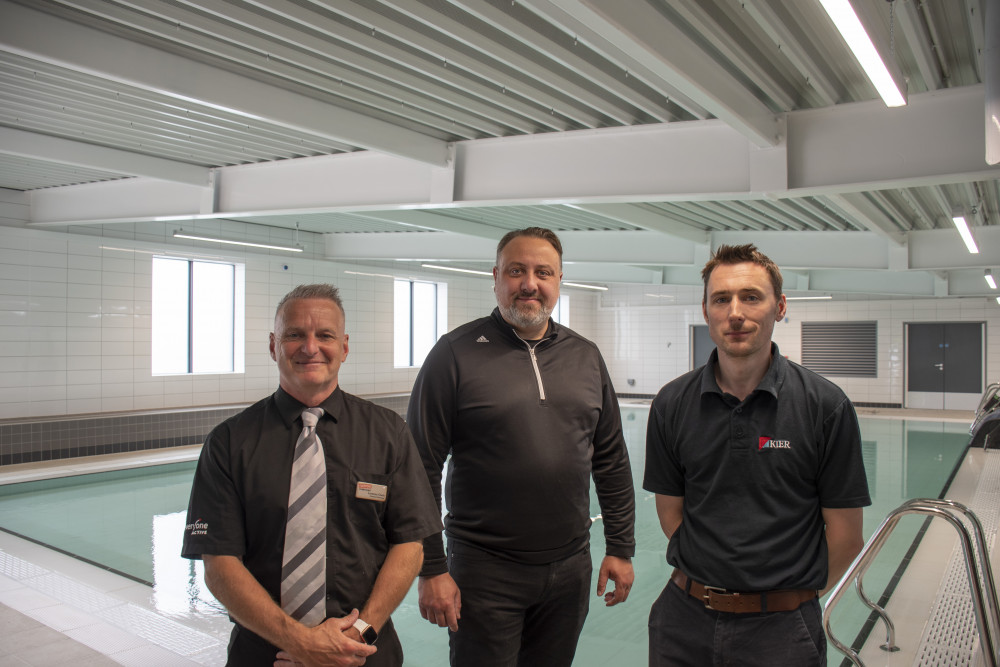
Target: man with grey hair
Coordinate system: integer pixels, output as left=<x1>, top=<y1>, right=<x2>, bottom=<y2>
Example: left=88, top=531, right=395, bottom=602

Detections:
left=183, top=283, right=441, bottom=667
left=408, top=227, right=636, bottom=666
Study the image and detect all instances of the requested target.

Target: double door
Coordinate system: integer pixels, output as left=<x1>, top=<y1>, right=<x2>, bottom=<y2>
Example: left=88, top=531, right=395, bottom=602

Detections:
left=905, top=322, right=984, bottom=410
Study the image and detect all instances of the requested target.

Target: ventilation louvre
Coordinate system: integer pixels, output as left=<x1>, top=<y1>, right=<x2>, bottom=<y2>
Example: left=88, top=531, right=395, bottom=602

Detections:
left=801, top=321, right=877, bottom=378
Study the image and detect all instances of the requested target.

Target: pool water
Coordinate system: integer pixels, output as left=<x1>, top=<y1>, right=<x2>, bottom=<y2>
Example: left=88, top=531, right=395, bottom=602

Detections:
left=0, top=410, right=972, bottom=665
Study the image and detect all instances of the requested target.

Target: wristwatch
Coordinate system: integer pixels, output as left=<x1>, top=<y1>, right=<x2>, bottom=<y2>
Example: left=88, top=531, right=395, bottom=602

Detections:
left=352, top=618, right=379, bottom=645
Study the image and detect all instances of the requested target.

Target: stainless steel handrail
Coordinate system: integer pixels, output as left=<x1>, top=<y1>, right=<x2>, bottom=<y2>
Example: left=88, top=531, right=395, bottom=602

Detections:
left=971, top=382, right=1000, bottom=440
left=975, top=382, right=1000, bottom=416
left=823, top=498, right=999, bottom=667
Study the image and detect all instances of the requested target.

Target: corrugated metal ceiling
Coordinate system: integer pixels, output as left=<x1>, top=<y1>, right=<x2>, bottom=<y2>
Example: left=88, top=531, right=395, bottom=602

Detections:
left=0, top=0, right=997, bottom=296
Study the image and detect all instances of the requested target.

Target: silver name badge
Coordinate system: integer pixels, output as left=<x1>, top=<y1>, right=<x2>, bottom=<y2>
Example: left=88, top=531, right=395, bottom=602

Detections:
left=355, top=481, right=388, bottom=502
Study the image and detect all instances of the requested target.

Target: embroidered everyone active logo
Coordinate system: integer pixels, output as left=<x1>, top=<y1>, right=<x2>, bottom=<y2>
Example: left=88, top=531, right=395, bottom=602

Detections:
left=186, top=519, right=209, bottom=536
left=758, top=437, right=792, bottom=451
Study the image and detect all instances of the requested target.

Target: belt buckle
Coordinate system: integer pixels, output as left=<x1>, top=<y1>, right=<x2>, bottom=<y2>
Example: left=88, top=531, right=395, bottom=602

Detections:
left=702, top=585, right=731, bottom=610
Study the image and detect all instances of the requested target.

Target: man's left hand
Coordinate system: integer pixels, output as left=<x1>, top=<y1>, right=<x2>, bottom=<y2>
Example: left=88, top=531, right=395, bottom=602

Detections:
left=596, top=555, right=634, bottom=607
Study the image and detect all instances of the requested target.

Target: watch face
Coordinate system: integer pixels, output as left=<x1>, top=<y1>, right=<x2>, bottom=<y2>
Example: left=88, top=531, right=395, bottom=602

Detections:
left=361, top=626, right=378, bottom=645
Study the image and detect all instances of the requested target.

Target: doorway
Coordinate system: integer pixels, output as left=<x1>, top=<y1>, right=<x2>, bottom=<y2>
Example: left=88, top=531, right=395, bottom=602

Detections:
left=691, top=324, right=714, bottom=370
left=905, top=322, right=984, bottom=410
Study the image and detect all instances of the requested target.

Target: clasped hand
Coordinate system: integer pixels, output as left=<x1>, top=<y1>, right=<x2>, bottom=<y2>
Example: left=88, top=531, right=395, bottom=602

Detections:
left=274, top=609, right=377, bottom=667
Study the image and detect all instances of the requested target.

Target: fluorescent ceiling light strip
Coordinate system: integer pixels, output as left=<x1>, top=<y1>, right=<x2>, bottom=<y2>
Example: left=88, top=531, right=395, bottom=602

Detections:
left=952, top=216, right=979, bottom=254
left=986, top=271, right=997, bottom=290
left=421, top=264, right=607, bottom=290
left=344, top=270, right=395, bottom=279
left=996, top=296, right=1000, bottom=305
left=421, top=263, right=492, bottom=276
left=818, top=0, right=906, bottom=107
left=173, top=231, right=302, bottom=252
left=786, top=295, right=834, bottom=301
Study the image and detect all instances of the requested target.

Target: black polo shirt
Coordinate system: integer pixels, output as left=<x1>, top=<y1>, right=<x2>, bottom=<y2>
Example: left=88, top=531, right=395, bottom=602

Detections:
left=182, top=386, right=442, bottom=652
left=643, top=344, right=871, bottom=592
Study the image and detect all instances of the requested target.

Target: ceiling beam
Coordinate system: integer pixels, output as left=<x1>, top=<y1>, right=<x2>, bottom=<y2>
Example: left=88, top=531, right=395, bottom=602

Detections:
left=568, top=203, right=708, bottom=243
left=822, top=193, right=906, bottom=244
left=786, top=85, right=1000, bottom=192
left=522, top=0, right=780, bottom=147
left=23, top=87, right=996, bottom=227
left=348, top=210, right=501, bottom=239
left=0, top=1, right=451, bottom=167
left=0, top=127, right=210, bottom=186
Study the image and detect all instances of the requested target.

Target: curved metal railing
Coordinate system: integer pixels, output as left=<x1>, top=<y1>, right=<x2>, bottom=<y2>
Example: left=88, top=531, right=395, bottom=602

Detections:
left=971, top=382, right=1000, bottom=447
left=823, top=498, right=999, bottom=667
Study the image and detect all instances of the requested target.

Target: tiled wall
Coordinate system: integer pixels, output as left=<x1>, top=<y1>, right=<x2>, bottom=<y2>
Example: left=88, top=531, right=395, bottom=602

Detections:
left=590, top=283, right=999, bottom=407
left=0, top=395, right=415, bottom=466
left=3, top=219, right=995, bottom=465
left=0, top=223, right=499, bottom=421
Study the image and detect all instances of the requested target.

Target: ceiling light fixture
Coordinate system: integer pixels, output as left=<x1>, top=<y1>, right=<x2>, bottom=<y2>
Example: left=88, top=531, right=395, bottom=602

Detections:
left=173, top=230, right=302, bottom=252
left=421, top=263, right=492, bottom=276
left=952, top=216, right=980, bottom=254
left=818, top=0, right=906, bottom=107
left=421, top=264, right=608, bottom=290
left=996, top=296, right=1000, bottom=305
left=987, top=269, right=997, bottom=290
left=786, top=295, right=834, bottom=301
left=344, top=270, right=395, bottom=279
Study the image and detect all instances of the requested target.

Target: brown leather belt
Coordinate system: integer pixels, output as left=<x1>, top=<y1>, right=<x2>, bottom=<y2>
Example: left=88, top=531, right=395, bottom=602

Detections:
left=670, top=570, right=817, bottom=613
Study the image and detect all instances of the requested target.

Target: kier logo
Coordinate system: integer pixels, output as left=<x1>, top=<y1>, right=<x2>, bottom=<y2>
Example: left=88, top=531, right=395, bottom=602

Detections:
left=759, top=437, right=792, bottom=451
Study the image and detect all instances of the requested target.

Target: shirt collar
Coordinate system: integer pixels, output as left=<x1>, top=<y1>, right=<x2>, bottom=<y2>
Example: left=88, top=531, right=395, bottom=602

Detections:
left=275, top=385, right=345, bottom=427
left=700, top=342, right=785, bottom=400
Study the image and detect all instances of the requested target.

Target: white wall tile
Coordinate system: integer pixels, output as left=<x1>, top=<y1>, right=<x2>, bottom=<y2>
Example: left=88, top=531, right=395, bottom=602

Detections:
left=7, top=224, right=1000, bottom=420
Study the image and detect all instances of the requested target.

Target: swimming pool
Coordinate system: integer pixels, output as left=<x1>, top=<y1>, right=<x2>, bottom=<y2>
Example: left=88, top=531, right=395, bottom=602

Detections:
left=0, top=409, right=972, bottom=665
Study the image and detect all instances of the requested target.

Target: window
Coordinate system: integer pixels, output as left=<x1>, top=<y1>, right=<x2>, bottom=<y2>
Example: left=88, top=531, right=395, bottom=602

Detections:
left=394, top=279, right=447, bottom=367
left=552, top=295, right=569, bottom=326
left=801, top=321, right=877, bottom=378
left=152, top=257, right=245, bottom=374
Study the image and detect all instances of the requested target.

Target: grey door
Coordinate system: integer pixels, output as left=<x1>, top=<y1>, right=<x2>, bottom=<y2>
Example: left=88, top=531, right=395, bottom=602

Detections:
left=906, top=322, right=984, bottom=410
left=691, top=325, right=714, bottom=370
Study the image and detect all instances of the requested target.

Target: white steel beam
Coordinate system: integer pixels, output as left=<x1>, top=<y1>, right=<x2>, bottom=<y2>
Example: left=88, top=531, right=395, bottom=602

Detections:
left=0, top=127, right=210, bottom=186
left=787, top=85, right=1000, bottom=191
left=454, top=121, right=787, bottom=202
left=569, top=203, right=709, bottom=244
left=522, top=0, right=780, bottom=147
left=823, top=193, right=906, bottom=244
left=909, top=225, right=1000, bottom=269
left=0, top=1, right=450, bottom=167
left=326, top=229, right=698, bottom=265
left=23, top=88, right=996, bottom=228
left=712, top=231, right=893, bottom=270
left=807, top=269, right=940, bottom=296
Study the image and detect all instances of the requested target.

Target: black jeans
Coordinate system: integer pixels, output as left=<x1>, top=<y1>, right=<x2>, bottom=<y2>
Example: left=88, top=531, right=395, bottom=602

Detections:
left=447, top=540, right=592, bottom=667
left=648, top=579, right=826, bottom=667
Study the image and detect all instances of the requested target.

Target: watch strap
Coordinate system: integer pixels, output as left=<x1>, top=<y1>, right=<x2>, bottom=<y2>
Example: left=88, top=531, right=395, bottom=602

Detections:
left=352, top=618, right=378, bottom=645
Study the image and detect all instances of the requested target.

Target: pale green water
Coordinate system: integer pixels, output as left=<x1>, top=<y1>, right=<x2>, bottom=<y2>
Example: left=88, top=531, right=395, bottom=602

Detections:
left=0, top=411, right=971, bottom=665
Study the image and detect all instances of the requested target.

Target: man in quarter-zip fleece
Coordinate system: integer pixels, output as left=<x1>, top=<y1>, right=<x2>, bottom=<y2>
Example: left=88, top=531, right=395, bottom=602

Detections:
left=407, top=227, right=636, bottom=667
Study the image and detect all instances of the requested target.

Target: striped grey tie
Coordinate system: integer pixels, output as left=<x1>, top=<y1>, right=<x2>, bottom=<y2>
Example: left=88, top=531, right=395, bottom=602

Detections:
left=281, top=407, right=327, bottom=626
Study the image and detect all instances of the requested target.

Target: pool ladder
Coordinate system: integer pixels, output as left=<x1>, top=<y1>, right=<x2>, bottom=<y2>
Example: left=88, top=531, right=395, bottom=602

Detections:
left=823, top=498, right=1000, bottom=666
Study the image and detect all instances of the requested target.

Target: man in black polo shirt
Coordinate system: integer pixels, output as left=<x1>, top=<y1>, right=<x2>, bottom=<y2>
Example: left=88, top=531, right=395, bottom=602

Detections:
left=644, top=244, right=871, bottom=666
left=182, top=284, right=442, bottom=667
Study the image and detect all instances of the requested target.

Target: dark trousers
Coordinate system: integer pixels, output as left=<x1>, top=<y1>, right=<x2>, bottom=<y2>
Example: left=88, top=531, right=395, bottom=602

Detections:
left=226, top=619, right=403, bottom=667
left=648, top=579, right=826, bottom=667
left=447, top=540, right=592, bottom=667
